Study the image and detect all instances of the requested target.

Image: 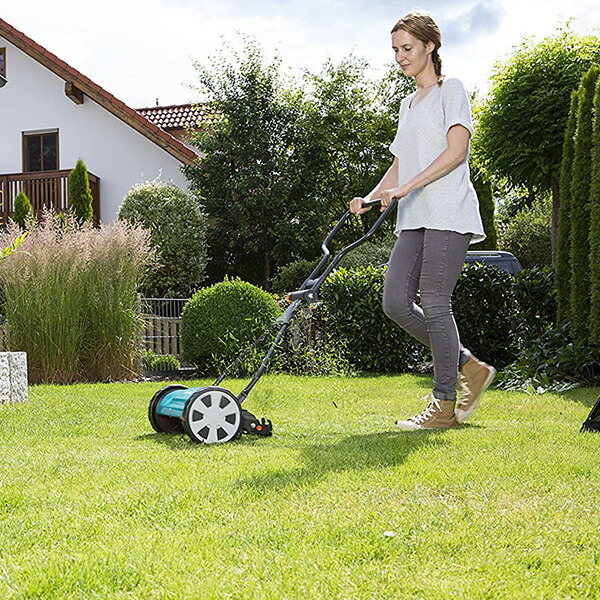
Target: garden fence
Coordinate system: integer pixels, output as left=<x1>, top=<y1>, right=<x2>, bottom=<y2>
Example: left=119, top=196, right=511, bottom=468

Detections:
left=139, top=297, right=188, bottom=358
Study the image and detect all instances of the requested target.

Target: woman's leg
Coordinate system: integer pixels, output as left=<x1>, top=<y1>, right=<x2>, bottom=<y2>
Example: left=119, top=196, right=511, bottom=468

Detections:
left=383, top=229, right=471, bottom=380
left=419, top=229, right=471, bottom=401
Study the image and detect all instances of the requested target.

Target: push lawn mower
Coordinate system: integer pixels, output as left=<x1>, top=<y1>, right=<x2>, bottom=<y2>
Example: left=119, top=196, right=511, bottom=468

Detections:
left=148, top=198, right=397, bottom=444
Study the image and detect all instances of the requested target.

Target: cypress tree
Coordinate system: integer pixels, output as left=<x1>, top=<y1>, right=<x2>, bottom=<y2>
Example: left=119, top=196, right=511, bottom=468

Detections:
left=68, top=158, right=94, bottom=224
left=589, top=78, right=600, bottom=345
left=556, top=89, right=579, bottom=325
left=569, top=65, right=600, bottom=342
left=13, top=191, right=33, bottom=229
left=470, top=165, right=498, bottom=250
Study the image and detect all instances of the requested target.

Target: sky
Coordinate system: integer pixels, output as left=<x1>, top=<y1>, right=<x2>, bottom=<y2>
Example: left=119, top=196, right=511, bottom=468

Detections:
left=2, top=0, right=600, bottom=109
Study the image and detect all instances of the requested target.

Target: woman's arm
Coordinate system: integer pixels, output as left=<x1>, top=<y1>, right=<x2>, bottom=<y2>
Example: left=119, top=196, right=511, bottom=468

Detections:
left=349, top=157, right=399, bottom=214
left=379, top=124, right=471, bottom=207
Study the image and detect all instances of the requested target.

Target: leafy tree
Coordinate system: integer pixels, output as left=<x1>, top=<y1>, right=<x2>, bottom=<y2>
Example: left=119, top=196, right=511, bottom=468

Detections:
left=118, top=179, right=208, bottom=298
left=68, top=158, right=94, bottom=224
left=569, top=66, right=600, bottom=341
left=590, top=78, right=600, bottom=344
left=470, top=163, right=498, bottom=250
left=184, top=41, right=326, bottom=288
left=556, top=90, right=579, bottom=324
left=474, top=26, right=600, bottom=257
left=13, top=191, right=33, bottom=229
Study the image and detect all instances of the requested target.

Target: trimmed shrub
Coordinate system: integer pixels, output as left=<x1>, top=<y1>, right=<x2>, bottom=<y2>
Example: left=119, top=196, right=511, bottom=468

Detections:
left=570, top=66, right=600, bottom=341
left=68, top=159, right=94, bottom=224
left=453, top=263, right=520, bottom=369
left=119, top=180, right=208, bottom=298
left=338, top=234, right=396, bottom=270
left=181, top=277, right=281, bottom=375
left=0, top=214, right=152, bottom=383
left=556, top=89, right=579, bottom=324
left=590, top=77, right=600, bottom=345
left=13, top=191, right=33, bottom=229
left=272, top=258, right=320, bottom=294
left=320, top=265, right=429, bottom=373
left=512, top=266, right=557, bottom=345
left=499, top=197, right=552, bottom=269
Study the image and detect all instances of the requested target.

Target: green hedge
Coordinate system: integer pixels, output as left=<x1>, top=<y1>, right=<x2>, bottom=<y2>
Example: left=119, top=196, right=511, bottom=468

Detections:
left=320, top=265, right=429, bottom=373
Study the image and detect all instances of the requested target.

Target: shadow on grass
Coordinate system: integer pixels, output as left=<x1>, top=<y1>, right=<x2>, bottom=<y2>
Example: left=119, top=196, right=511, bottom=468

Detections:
left=234, top=428, right=451, bottom=493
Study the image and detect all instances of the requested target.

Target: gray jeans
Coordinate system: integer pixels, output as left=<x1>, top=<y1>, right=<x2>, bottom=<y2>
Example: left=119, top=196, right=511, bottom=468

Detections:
left=383, top=228, right=472, bottom=400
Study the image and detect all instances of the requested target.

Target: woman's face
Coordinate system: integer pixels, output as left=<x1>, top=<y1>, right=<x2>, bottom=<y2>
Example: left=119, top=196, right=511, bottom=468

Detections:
left=391, top=29, right=434, bottom=78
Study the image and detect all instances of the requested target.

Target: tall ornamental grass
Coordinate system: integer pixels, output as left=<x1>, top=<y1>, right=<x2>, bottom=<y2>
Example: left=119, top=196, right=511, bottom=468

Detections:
left=0, top=214, right=153, bottom=384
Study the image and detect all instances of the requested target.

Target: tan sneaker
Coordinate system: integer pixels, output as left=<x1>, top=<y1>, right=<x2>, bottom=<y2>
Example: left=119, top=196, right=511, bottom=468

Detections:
left=395, top=395, right=458, bottom=430
left=456, top=354, right=496, bottom=423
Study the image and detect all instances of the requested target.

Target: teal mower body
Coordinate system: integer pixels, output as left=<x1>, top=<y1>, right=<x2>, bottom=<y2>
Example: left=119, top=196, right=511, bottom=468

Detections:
left=149, top=384, right=271, bottom=444
left=148, top=198, right=397, bottom=444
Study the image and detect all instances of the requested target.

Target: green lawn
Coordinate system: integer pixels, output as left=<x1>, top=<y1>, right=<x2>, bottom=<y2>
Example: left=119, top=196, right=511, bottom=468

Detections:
left=1, top=374, right=599, bottom=599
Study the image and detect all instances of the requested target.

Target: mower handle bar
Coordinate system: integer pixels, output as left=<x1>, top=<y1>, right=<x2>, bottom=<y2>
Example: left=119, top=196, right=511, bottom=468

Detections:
left=286, top=197, right=397, bottom=305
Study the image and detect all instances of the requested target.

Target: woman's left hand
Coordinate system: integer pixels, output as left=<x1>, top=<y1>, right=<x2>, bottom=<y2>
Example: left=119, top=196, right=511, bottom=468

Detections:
left=380, top=185, right=410, bottom=210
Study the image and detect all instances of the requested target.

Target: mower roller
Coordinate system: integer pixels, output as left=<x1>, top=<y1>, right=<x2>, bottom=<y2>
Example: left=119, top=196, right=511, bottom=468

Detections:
left=148, top=197, right=397, bottom=444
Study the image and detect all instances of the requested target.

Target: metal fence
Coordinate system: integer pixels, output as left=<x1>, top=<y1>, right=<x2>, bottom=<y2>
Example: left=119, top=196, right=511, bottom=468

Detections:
left=139, top=297, right=188, bottom=358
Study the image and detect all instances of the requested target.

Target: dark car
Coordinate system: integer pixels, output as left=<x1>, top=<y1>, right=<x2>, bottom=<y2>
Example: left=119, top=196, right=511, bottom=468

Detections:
left=464, top=250, right=522, bottom=275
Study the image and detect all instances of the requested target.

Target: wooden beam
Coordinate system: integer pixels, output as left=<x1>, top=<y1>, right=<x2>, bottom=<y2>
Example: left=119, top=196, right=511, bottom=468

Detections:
left=65, top=81, right=84, bottom=104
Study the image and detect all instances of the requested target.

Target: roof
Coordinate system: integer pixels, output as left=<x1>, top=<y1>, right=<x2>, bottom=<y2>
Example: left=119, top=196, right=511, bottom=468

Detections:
left=0, top=18, right=199, bottom=165
left=137, top=103, right=220, bottom=132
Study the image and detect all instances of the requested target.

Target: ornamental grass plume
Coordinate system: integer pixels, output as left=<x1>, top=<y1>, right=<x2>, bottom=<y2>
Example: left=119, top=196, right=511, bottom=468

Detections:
left=0, top=212, right=153, bottom=384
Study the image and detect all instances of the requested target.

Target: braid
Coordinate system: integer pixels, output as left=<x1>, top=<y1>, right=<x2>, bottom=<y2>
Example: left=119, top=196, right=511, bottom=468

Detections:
left=432, top=49, right=445, bottom=85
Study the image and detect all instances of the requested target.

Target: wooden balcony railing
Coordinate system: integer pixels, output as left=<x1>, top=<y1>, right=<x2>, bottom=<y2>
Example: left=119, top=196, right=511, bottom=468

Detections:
left=0, top=169, right=100, bottom=225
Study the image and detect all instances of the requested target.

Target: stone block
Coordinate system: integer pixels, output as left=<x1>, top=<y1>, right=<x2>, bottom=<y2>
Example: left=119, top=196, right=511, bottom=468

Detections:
left=0, top=352, right=28, bottom=404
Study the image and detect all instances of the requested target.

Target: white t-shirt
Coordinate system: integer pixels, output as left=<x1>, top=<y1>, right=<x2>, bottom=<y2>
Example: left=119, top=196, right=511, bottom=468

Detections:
left=388, top=77, right=485, bottom=244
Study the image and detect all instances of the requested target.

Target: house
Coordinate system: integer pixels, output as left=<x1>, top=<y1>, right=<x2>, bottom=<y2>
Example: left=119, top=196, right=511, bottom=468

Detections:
left=0, top=18, right=207, bottom=225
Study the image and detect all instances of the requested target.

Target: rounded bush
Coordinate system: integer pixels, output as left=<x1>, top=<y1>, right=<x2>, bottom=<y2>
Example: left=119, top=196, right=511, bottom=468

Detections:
left=118, top=179, right=208, bottom=298
left=272, top=258, right=320, bottom=294
left=181, top=278, right=281, bottom=375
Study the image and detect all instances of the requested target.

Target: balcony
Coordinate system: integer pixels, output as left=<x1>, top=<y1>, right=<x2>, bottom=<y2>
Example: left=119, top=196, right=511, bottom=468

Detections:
left=0, top=169, right=100, bottom=225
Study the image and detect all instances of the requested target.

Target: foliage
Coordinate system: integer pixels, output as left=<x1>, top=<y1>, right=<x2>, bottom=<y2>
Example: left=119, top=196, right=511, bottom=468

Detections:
left=497, top=323, right=600, bottom=392
left=320, top=265, right=429, bottom=373
left=271, top=258, right=321, bottom=294
left=499, top=196, right=552, bottom=269
left=474, top=26, right=600, bottom=196
left=453, top=263, right=520, bottom=369
left=142, top=349, right=181, bottom=373
left=0, top=213, right=152, bottom=383
left=272, top=302, right=353, bottom=376
left=569, top=66, right=600, bottom=342
left=184, top=41, right=326, bottom=288
left=337, top=234, right=396, bottom=270
left=180, top=277, right=281, bottom=375
left=119, top=179, right=208, bottom=298
left=590, top=78, right=600, bottom=345
left=470, top=163, right=498, bottom=250
left=68, top=158, right=94, bottom=224
left=512, top=266, right=557, bottom=345
left=13, top=191, right=33, bottom=229
left=556, top=90, right=580, bottom=324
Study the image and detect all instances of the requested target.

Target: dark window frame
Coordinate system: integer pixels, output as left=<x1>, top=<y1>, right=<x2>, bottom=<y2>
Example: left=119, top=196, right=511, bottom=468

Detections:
left=22, top=130, right=59, bottom=172
left=0, top=47, right=6, bottom=77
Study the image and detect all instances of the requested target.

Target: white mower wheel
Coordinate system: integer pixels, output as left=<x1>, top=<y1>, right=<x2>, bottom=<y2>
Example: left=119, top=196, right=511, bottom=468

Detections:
left=182, top=387, right=242, bottom=444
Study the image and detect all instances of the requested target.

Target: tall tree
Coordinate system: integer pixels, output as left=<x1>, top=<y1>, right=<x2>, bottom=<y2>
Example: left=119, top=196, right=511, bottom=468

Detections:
left=474, top=27, right=600, bottom=259
left=589, top=78, right=600, bottom=345
left=184, top=42, right=326, bottom=288
left=569, top=66, right=600, bottom=341
left=556, top=90, right=579, bottom=325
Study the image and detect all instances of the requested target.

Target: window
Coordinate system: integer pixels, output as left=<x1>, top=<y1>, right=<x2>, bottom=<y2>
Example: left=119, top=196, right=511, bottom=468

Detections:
left=0, top=48, right=5, bottom=77
left=22, top=130, right=59, bottom=172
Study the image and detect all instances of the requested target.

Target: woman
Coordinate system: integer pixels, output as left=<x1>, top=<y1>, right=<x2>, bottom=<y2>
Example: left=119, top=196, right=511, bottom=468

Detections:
left=349, top=10, right=495, bottom=430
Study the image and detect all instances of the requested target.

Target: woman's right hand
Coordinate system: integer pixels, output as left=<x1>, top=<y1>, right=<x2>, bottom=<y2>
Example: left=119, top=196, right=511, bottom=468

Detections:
left=349, top=196, right=372, bottom=215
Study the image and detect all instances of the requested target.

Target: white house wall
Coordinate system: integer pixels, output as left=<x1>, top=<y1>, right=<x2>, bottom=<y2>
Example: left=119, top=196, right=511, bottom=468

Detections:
left=0, top=34, right=190, bottom=223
